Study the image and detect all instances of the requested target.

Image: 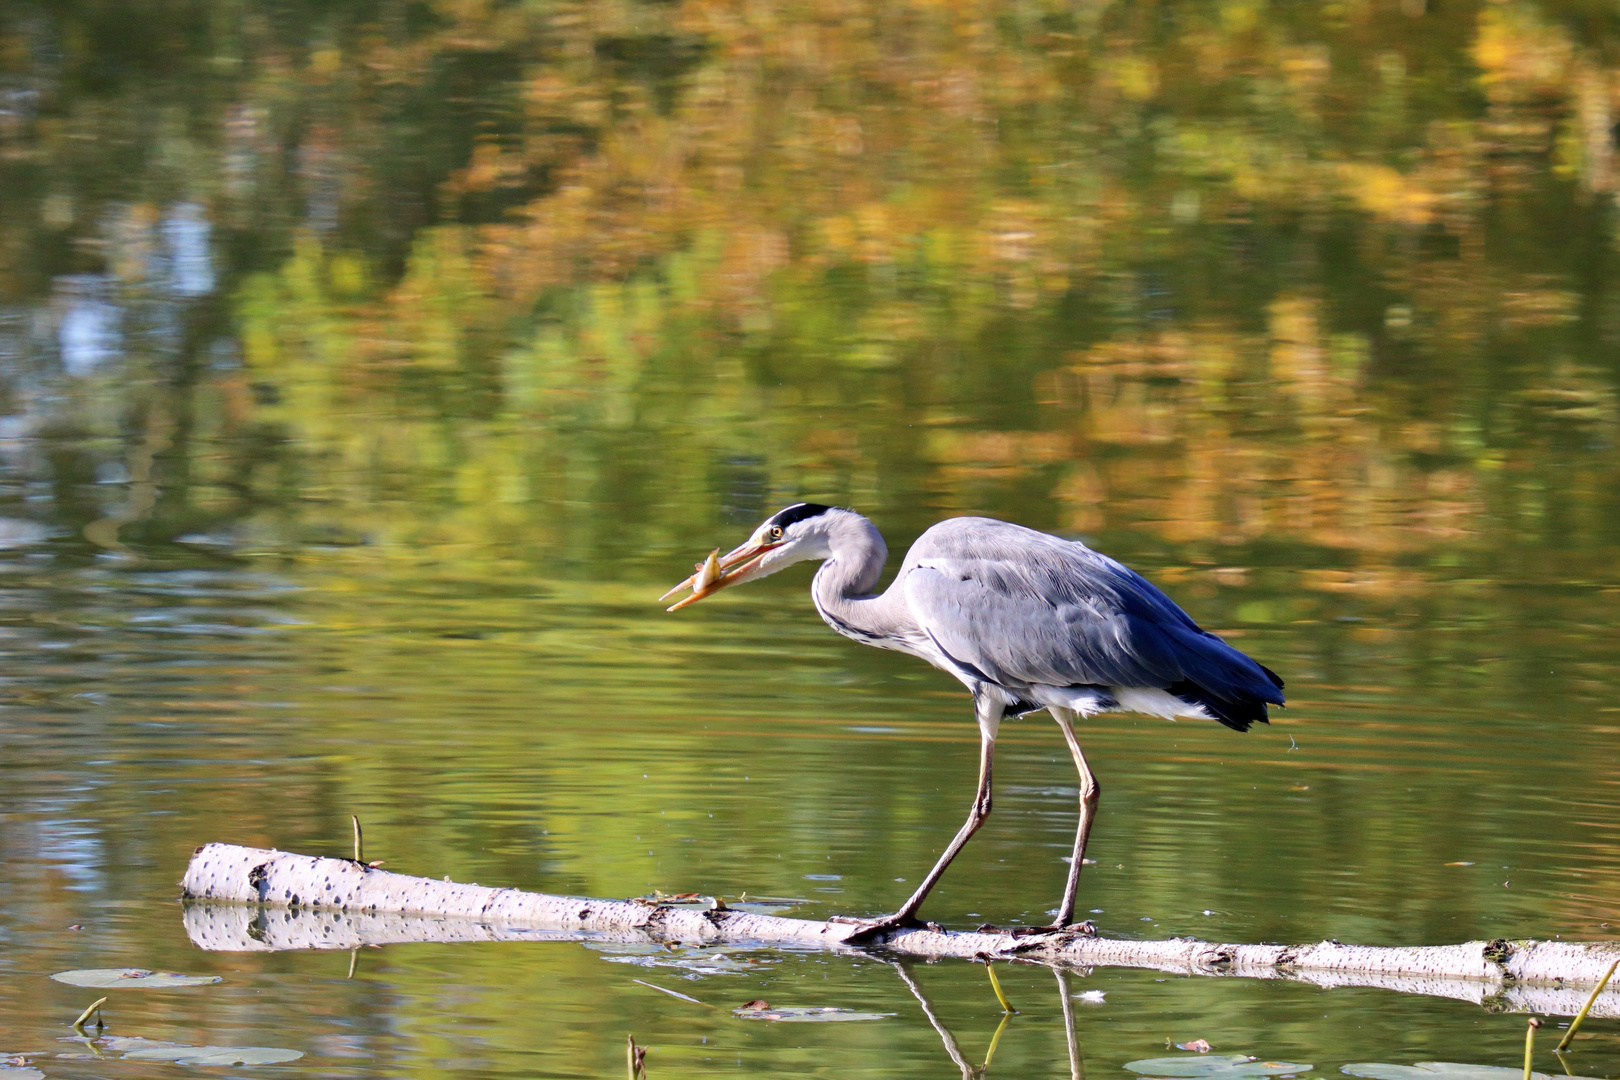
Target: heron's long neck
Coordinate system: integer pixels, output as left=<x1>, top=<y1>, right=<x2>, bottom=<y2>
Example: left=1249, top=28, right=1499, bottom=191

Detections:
left=809, top=512, right=914, bottom=645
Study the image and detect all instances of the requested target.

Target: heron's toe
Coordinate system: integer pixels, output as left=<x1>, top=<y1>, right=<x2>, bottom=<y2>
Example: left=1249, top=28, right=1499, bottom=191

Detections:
left=829, top=912, right=929, bottom=944
left=1009, top=918, right=1097, bottom=938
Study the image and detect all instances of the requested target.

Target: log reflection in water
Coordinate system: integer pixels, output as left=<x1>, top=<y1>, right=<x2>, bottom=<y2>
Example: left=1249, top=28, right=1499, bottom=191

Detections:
left=181, top=899, right=1620, bottom=1020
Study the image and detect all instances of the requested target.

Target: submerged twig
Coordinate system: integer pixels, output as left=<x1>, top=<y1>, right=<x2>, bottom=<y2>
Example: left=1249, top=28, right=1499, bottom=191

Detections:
left=984, top=1012, right=1011, bottom=1068
left=71, top=996, right=107, bottom=1033
left=630, top=979, right=709, bottom=1007
left=1556, top=958, right=1618, bottom=1052
left=626, top=1034, right=647, bottom=1079
left=1524, top=1016, right=1542, bottom=1080
left=978, top=953, right=1016, bottom=1014
left=68, top=1035, right=107, bottom=1060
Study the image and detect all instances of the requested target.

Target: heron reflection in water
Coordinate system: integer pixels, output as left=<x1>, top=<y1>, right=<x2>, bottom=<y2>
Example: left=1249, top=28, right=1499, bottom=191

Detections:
left=663, top=503, right=1284, bottom=940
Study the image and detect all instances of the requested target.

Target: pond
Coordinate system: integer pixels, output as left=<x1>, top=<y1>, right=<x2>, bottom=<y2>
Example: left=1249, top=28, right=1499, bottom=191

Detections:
left=2, top=1, right=1620, bottom=1077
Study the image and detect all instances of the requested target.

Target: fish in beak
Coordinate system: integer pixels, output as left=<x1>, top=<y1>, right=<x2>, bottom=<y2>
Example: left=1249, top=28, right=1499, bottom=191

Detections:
left=660, top=537, right=783, bottom=611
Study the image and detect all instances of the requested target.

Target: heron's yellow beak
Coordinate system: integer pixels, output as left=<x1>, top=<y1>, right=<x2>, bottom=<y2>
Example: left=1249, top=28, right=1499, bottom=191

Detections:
left=660, top=539, right=782, bottom=611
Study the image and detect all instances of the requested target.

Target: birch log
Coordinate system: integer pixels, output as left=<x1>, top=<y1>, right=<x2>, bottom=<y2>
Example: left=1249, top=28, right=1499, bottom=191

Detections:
left=182, top=844, right=1620, bottom=1015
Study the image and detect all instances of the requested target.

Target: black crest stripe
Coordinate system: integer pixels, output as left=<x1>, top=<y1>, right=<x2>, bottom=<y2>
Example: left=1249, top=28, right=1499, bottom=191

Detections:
left=767, top=503, right=833, bottom=529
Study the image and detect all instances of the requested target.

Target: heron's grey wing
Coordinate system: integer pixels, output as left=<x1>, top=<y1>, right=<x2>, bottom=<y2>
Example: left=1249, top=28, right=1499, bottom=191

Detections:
left=903, top=559, right=1177, bottom=689
left=902, top=528, right=1283, bottom=714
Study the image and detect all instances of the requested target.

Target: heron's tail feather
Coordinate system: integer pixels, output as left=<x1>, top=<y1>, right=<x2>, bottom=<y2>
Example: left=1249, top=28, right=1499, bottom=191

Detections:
left=1147, top=623, right=1286, bottom=732
left=1167, top=680, right=1272, bottom=732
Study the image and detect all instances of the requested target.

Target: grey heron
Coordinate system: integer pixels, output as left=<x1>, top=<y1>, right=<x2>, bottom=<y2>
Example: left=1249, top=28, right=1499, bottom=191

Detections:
left=662, top=503, right=1284, bottom=939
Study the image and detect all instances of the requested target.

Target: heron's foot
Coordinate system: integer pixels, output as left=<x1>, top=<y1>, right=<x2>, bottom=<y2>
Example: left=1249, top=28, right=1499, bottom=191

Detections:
left=1006, top=919, right=1097, bottom=938
left=828, top=912, right=940, bottom=944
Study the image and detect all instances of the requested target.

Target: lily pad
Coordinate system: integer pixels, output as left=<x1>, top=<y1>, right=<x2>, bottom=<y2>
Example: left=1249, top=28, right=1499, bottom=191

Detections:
left=80, top=1036, right=301, bottom=1066
left=95, top=1037, right=176, bottom=1053
left=1345, top=1065, right=1603, bottom=1080
left=1128, top=1056, right=1313, bottom=1079
left=732, top=1005, right=894, bottom=1022
left=590, top=943, right=774, bottom=977
left=602, top=953, right=769, bottom=976
left=123, top=1045, right=303, bottom=1066
left=51, top=968, right=221, bottom=989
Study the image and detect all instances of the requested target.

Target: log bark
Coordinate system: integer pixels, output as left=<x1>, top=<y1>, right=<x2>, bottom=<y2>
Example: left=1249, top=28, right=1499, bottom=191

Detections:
left=181, top=844, right=1620, bottom=1016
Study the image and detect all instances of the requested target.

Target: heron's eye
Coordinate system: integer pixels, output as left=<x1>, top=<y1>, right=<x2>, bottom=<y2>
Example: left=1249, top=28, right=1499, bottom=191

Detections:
left=770, top=526, right=784, bottom=541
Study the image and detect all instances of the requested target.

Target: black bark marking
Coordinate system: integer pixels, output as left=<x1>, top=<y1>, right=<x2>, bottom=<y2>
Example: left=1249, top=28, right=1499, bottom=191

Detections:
left=248, top=863, right=270, bottom=902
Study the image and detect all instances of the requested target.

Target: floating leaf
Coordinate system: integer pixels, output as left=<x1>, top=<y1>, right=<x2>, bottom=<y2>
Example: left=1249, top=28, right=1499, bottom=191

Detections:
left=732, top=1005, right=893, bottom=1022
left=603, top=953, right=766, bottom=976
left=1344, top=1064, right=1603, bottom=1080
left=98, top=1037, right=179, bottom=1053
left=592, top=944, right=773, bottom=977
left=51, top=969, right=221, bottom=989
left=123, top=1044, right=303, bottom=1065
left=1127, top=1056, right=1313, bottom=1079
left=66, top=1035, right=301, bottom=1066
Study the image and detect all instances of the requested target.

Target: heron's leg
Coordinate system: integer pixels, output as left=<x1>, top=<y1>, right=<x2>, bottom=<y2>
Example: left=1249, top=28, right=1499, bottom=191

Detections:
left=839, top=702, right=1000, bottom=940
left=1055, top=966, right=1084, bottom=1080
left=890, top=960, right=976, bottom=1080
left=889, top=703, right=1000, bottom=923
left=1050, top=706, right=1101, bottom=928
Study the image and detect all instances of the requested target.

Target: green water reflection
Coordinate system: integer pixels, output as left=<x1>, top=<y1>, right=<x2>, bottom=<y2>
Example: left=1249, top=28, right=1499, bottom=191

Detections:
left=2, top=0, right=1620, bottom=1077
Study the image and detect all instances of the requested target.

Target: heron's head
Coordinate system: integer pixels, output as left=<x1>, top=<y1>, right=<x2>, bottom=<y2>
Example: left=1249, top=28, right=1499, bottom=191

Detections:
left=661, top=503, right=838, bottom=611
